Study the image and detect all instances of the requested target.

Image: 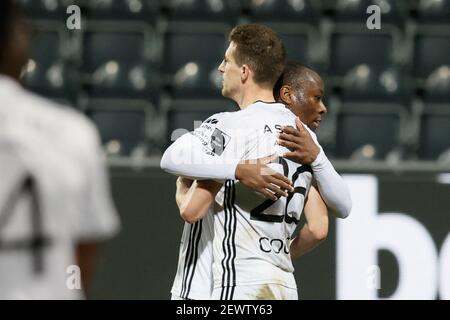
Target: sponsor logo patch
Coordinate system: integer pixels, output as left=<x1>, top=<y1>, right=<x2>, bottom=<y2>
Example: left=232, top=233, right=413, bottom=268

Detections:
left=210, top=128, right=231, bottom=156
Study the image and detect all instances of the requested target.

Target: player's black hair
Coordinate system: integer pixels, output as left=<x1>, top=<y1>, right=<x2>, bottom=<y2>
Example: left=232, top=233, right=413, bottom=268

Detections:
left=273, top=61, right=321, bottom=100
left=0, top=0, right=19, bottom=65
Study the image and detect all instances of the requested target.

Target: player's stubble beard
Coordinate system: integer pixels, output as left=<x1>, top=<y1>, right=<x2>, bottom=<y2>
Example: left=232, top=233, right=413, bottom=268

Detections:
left=221, top=80, right=234, bottom=100
left=221, top=71, right=240, bottom=103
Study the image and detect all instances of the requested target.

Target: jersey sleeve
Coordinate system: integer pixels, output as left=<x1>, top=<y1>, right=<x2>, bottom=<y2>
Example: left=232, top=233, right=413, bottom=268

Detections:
left=284, top=122, right=352, bottom=218
left=311, top=149, right=352, bottom=219
left=74, top=124, right=121, bottom=241
left=306, top=124, right=352, bottom=218
left=160, top=113, right=241, bottom=181
left=305, top=124, right=321, bottom=148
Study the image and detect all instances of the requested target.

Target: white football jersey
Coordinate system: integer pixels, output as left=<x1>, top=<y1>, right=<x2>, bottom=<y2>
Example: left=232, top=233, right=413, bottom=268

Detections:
left=169, top=110, right=236, bottom=300
left=171, top=209, right=215, bottom=300
left=0, top=75, right=120, bottom=299
left=206, top=102, right=315, bottom=299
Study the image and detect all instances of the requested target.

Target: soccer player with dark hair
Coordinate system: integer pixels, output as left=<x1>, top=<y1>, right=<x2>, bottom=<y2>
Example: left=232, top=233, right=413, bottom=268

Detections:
left=274, top=61, right=352, bottom=219
left=0, top=0, right=120, bottom=299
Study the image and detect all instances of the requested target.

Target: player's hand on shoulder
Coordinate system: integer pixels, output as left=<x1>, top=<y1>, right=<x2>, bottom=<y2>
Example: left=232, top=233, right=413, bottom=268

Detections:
left=279, top=117, right=320, bottom=165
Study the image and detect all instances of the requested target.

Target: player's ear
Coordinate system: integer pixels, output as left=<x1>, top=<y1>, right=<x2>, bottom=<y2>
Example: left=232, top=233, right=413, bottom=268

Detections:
left=241, top=64, right=250, bottom=82
left=280, top=85, right=293, bottom=105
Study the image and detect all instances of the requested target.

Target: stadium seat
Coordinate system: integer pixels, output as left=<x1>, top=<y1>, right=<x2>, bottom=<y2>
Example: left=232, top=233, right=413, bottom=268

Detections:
left=333, top=0, right=408, bottom=24
left=82, top=24, right=156, bottom=97
left=416, top=0, right=450, bottom=24
left=163, top=0, right=241, bottom=23
left=340, top=66, right=410, bottom=103
left=86, top=99, right=155, bottom=156
left=335, top=103, right=403, bottom=159
left=413, top=31, right=450, bottom=80
left=264, top=23, right=317, bottom=66
left=328, top=26, right=397, bottom=77
left=418, top=106, right=450, bottom=160
left=247, top=0, right=321, bottom=24
left=19, top=0, right=68, bottom=20
left=282, top=32, right=313, bottom=66
left=82, top=28, right=145, bottom=72
left=162, top=23, right=229, bottom=97
left=85, top=61, right=160, bottom=100
left=23, top=27, right=76, bottom=100
left=86, top=0, right=159, bottom=21
left=423, top=65, right=450, bottom=103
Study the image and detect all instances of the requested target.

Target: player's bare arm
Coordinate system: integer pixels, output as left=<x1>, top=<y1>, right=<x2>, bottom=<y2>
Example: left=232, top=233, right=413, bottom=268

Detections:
left=290, top=186, right=328, bottom=258
left=176, top=177, right=222, bottom=224
left=175, top=177, right=197, bottom=221
left=175, top=177, right=193, bottom=208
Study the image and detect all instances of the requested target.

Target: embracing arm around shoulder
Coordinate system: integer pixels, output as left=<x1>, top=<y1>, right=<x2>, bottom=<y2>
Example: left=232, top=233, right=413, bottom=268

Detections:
left=175, top=177, right=222, bottom=224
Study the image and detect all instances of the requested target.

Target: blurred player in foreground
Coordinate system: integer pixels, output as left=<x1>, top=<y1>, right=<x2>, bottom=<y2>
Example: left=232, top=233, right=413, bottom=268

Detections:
left=0, top=0, right=120, bottom=299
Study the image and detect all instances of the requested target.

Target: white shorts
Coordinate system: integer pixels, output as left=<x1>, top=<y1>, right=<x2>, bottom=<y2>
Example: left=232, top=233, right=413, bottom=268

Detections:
left=212, top=284, right=298, bottom=300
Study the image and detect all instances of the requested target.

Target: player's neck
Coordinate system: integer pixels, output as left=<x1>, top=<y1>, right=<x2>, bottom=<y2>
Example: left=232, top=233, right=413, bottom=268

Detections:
left=237, top=87, right=275, bottom=110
